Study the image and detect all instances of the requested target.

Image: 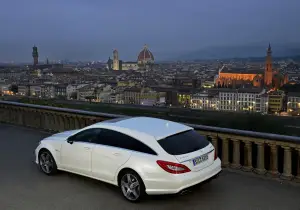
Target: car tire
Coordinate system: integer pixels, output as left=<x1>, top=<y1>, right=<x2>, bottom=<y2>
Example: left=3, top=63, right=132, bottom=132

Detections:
left=38, top=149, right=57, bottom=175
left=119, top=169, right=146, bottom=202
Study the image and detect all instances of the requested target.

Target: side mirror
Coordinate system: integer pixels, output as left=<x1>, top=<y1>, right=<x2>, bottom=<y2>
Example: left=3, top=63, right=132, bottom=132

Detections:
left=67, top=138, right=74, bottom=144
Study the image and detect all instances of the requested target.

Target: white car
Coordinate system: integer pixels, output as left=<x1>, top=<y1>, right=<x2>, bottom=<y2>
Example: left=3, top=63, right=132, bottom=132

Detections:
left=35, top=116, right=222, bottom=202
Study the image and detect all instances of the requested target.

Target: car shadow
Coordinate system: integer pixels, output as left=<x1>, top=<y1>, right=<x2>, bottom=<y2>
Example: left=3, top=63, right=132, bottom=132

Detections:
left=144, top=179, right=215, bottom=202
left=52, top=169, right=217, bottom=203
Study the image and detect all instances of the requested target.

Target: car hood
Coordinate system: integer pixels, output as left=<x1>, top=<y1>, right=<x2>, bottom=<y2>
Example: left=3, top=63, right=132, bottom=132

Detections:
left=46, top=129, right=79, bottom=141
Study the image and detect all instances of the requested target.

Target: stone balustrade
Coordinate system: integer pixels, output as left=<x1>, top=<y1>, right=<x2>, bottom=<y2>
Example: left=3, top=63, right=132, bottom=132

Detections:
left=1, top=100, right=300, bottom=182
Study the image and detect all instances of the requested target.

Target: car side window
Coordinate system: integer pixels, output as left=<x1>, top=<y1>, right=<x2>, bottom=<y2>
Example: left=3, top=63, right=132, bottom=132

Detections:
left=95, top=129, right=157, bottom=155
left=69, top=128, right=102, bottom=143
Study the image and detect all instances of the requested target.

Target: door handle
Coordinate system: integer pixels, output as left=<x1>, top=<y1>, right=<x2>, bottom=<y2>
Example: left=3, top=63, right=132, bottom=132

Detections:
left=84, top=147, right=91, bottom=150
left=113, top=152, right=120, bottom=156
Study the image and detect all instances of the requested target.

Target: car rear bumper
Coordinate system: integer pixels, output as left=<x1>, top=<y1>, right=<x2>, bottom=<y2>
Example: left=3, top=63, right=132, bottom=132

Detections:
left=145, top=158, right=222, bottom=195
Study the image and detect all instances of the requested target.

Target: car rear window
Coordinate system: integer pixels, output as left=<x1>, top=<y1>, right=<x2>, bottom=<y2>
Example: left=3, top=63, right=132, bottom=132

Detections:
left=158, top=130, right=210, bottom=155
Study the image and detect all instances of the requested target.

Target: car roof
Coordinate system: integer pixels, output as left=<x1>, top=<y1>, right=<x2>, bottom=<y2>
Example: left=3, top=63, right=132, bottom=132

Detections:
left=100, top=116, right=192, bottom=140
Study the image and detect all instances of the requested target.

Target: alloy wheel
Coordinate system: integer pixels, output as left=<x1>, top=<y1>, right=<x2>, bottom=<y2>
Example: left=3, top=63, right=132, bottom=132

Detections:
left=39, top=152, right=54, bottom=174
left=120, top=173, right=141, bottom=201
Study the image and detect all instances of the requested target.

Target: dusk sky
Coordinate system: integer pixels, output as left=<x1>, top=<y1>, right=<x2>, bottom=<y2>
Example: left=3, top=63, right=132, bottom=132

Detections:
left=0, top=0, right=299, bottom=62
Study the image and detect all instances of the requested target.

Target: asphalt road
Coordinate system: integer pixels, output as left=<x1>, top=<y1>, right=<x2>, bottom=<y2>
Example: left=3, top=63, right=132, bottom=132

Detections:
left=1, top=123, right=300, bottom=210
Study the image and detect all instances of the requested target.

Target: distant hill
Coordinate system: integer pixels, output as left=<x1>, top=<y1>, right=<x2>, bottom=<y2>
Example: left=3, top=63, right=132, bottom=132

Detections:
left=177, top=43, right=300, bottom=61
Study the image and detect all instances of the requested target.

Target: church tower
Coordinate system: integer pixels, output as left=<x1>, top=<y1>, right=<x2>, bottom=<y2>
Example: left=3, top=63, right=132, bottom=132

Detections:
left=264, top=43, right=273, bottom=86
left=112, top=49, right=119, bottom=70
left=32, top=45, right=39, bottom=66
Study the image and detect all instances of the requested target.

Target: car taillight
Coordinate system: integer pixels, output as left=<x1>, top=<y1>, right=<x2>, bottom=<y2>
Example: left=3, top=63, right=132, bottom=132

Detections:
left=214, top=149, right=217, bottom=160
left=156, top=160, right=191, bottom=174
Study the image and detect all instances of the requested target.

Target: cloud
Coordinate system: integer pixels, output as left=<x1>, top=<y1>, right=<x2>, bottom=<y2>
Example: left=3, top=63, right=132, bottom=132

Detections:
left=0, top=0, right=299, bottom=61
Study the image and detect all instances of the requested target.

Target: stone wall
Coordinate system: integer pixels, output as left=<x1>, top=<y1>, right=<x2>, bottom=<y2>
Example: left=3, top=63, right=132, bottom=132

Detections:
left=1, top=100, right=300, bottom=182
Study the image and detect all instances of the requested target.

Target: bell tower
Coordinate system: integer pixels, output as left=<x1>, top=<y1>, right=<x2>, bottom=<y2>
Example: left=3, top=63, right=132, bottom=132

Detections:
left=112, top=49, right=119, bottom=70
left=32, top=45, right=39, bottom=66
left=264, top=43, right=273, bottom=86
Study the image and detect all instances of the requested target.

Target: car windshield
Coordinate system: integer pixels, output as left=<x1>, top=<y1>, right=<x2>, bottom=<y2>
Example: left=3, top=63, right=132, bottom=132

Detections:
left=158, top=130, right=210, bottom=155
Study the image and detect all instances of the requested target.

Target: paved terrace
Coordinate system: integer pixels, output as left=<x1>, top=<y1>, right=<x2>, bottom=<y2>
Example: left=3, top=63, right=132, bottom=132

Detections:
left=1, top=123, right=300, bottom=210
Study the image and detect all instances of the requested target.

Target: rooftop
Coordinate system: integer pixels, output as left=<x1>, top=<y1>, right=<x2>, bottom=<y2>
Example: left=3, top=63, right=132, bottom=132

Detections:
left=221, top=67, right=263, bottom=74
left=288, top=92, right=300, bottom=97
left=237, top=88, right=263, bottom=93
left=103, top=117, right=192, bottom=140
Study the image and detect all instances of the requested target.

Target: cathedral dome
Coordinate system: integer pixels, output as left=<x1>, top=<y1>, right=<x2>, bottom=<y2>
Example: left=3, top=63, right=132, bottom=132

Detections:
left=137, top=45, right=154, bottom=64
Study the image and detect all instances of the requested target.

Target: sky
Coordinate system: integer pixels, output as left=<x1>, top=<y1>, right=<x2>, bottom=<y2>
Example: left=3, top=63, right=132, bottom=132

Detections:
left=0, top=0, right=299, bottom=62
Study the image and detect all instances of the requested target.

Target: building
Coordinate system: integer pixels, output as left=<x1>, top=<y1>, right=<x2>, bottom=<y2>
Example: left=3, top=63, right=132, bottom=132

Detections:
left=124, top=87, right=162, bottom=105
left=191, top=91, right=219, bottom=110
left=66, top=84, right=77, bottom=100
left=264, top=44, right=273, bottom=86
left=0, top=83, right=11, bottom=95
left=41, top=85, right=55, bottom=98
left=173, top=77, right=201, bottom=89
left=287, top=92, right=300, bottom=112
left=256, top=93, right=269, bottom=114
left=166, top=90, right=179, bottom=106
left=268, top=90, right=285, bottom=114
left=54, top=84, right=67, bottom=98
left=216, top=66, right=263, bottom=88
left=137, top=45, right=155, bottom=67
left=140, top=98, right=157, bottom=106
left=150, top=85, right=195, bottom=107
left=215, top=44, right=288, bottom=89
left=17, top=85, right=29, bottom=96
left=96, top=85, right=115, bottom=103
left=107, top=45, right=154, bottom=71
left=117, top=81, right=137, bottom=87
left=218, top=88, right=267, bottom=112
left=236, top=88, right=265, bottom=112
left=202, top=80, right=215, bottom=89
left=0, top=70, right=25, bottom=79
left=66, top=84, right=88, bottom=100
left=32, top=45, right=39, bottom=66
left=218, top=89, right=238, bottom=111
left=107, top=93, right=124, bottom=104
left=29, top=85, right=42, bottom=97
left=77, top=85, right=95, bottom=101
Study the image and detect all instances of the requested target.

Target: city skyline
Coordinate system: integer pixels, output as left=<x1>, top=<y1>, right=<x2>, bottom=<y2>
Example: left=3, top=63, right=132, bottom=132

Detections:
left=1, top=42, right=300, bottom=65
left=0, top=0, right=300, bottom=61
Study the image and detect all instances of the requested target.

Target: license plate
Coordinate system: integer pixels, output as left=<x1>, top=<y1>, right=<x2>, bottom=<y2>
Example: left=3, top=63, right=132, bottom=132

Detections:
left=192, top=154, right=208, bottom=166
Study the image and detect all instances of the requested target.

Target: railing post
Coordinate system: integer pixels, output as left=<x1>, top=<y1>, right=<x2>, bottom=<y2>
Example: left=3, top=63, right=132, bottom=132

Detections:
left=74, top=117, right=80, bottom=129
left=63, top=116, right=70, bottom=131
left=79, top=118, right=86, bottom=128
left=296, top=148, right=300, bottom=182
left=44, top=113, right=50, bottom=131
left=242, top=141, right=253, bottom=172
left=210, top=135, right=218, bottom=155
left=58, top=115, right=65, bottom=132
left=231, top=138, right=241, bottom=169
left=222, top=137, right=230, bottom=167
left=255, top=142, right=266, bottom=175
left=281, top=146, right=293, bottom=180
left=49, top=113, right=55, bottom=131
left=267, top=144, right=279, bottom=177
left=70, top=116, right=75, bottom=129
left=54, top=115, right=61, bottom=132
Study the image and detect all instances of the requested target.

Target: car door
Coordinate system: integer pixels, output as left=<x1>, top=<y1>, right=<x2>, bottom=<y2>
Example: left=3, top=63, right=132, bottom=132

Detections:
left=91, top=129, right=132, bottom=182
left=60, top=128, right=101, bottom=176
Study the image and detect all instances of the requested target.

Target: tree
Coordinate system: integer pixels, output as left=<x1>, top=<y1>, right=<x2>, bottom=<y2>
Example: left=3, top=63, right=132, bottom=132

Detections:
left=85, top=95, right=96, bottom=104
left=9, top=85, right=18, bottom=94
left=57, top=95, right=67, bottom=100
left=93, top=88, right=98, bottom=98
left=70, top=92, right=77, bottom=100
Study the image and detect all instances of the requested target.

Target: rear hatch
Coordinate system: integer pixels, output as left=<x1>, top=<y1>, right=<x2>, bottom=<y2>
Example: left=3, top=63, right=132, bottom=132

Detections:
left=158, top=129, right=215, bottom=172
